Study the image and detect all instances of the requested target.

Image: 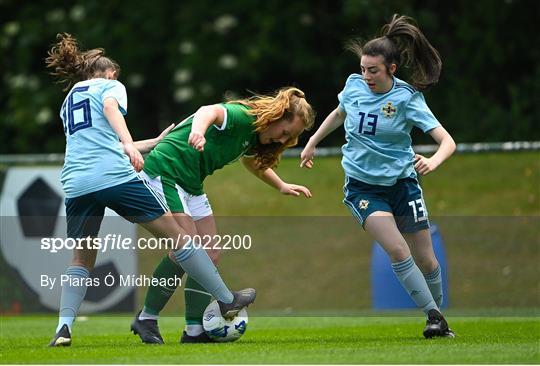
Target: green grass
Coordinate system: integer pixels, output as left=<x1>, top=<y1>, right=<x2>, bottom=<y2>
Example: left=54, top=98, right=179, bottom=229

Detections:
left=1, top=315, right=539, bottom=364
left=1, top=152, right=538, bottom=364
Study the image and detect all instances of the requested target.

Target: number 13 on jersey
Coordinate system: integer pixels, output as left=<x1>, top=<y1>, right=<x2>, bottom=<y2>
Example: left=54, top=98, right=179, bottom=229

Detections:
left=408, top=198, right=428, bottom=223
left=358, top=111, right=378, bottom=136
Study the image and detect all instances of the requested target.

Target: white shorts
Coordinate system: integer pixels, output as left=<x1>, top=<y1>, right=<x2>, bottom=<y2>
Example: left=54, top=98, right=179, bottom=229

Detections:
left=139, top=171, right=213, bottom=221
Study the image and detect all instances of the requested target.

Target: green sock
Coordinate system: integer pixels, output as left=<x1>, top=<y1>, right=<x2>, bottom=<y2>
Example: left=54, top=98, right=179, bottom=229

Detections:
left=184, top=277, right=213, bottom=325
left=143, top=255, right=185, bottom=315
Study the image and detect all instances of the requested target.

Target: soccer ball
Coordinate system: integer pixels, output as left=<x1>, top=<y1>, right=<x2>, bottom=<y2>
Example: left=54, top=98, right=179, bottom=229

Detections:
left=202, top=300, right=248, bottom=342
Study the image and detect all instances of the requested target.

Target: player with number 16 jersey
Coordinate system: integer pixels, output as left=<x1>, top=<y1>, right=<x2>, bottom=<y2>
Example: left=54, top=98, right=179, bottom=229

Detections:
left=60, top=78, right=135, bottom=198
left=45, top=33, right=257, bottom=347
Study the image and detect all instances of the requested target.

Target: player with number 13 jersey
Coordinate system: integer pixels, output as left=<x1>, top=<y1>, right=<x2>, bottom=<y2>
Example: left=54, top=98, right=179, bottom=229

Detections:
left=301, top=14, right=457, bottom=338
left=339, top=73, right=440, bottom=186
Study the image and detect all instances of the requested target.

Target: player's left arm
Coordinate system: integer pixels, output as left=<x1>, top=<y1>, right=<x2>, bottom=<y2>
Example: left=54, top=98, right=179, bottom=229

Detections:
left=131, top=123, right=175, bottom=154
left=240, top=156, right=312, bottom=198
left=188, top=104, right=225, bottom=152
left=103, top=97, right=144, bottom=172
left=414, top=126, right=456, bottom=176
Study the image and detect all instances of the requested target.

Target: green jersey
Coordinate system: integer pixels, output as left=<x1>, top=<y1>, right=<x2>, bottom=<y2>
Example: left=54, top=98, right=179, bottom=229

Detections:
left=144, top=103, right=259, bottom=195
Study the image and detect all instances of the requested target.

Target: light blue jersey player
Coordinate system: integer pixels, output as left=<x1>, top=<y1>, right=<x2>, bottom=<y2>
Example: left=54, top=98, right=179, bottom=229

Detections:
left=338, top=74, right=438, bottom=233
left=301, top=15, right=457, bottom=338
left=60, top=77, right=136, bottom=198
left=45, top=33, right=255, bottom=347
left=339, top=73, right=440, bottom=187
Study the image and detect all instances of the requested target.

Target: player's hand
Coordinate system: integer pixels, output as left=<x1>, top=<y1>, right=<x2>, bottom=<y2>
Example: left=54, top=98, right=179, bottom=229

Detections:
left=300, top=145, right=315, bottom=168
left=414, top=154, right=439, bottom=176
left=124, top=142, right=144, bottom=172
left=279, top=183, right=312, bottom=198
left=188, top=131, right=206, bottom=152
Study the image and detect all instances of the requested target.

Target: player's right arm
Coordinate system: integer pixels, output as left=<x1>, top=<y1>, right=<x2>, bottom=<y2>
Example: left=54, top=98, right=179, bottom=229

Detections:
left=300, top=106, right=346, bottom=168
left=188, top=104, right=225, bottom=152
left=103, top=97, right=144, bottom=172
left=240, top=156, right=312, bottom=198
left=131, top=123, right=175, bottom=154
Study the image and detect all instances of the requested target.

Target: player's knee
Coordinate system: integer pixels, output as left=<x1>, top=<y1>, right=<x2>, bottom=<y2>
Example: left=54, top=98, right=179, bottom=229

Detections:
left=416, top=257, right=438, bottom=274
left=387, top=245, right=411, bottom=262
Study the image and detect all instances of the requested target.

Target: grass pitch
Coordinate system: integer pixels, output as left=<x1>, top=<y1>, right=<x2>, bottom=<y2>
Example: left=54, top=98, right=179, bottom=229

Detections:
left=1, top=315, right=538, bottom=364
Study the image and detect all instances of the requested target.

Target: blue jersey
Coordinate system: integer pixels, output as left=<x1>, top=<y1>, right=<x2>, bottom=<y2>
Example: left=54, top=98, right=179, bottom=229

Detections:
left=338, top=74, right=440, bottom=186
left=60, top=78, right=137, bottom=198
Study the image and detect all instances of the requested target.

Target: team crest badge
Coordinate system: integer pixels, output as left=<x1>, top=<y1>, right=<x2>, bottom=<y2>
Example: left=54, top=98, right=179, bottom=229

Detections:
left=381, top=102, right=397, bottom=118
left=359, top=199, right=369, bottom=210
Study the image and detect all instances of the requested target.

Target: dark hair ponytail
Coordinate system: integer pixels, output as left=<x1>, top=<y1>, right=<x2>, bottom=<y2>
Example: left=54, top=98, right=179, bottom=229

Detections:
left=45, top=33, right=84, bottom=91
left=45, top=33, right=120, bottom=91
left=346, top=14, right=442, bottom=90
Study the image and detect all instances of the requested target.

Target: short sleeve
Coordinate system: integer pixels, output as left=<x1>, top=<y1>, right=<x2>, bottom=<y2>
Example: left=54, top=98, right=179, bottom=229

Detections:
left=213, top=105, right=228, bottom=131
left=406, top=92, right=440, bottom=133
left=219, top=103, right=254, bottom=132
left=338, top=90, right=345, bottom=110
left=338, top=74, right=360, bottom=110
left=102, top=80, right=128, bottom=115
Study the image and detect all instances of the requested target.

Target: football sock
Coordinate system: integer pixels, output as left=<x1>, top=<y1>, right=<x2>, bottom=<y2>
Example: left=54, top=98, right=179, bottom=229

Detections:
left=56, top=265, right=90, bottom=333
left=184, top=277, right=213, bottom=328
left=138, top=310, right=158, bottom=321
left=391, top=256, right=438, bottom=315
left=142, top=255, right=184, bottom=316
left=424, top=264, right=443, bottom=307
left=173, top=241, right=233, bottom=303
left=185, top=324, right=205, bottom=337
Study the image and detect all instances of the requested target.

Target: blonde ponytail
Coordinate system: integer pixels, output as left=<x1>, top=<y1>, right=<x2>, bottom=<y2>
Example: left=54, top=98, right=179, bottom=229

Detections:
left=228, top=87, right=315, bottom=169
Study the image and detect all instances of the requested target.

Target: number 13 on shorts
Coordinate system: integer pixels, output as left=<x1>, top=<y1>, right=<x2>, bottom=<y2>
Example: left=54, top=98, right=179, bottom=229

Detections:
left=408, top=198, right=428, bottom=223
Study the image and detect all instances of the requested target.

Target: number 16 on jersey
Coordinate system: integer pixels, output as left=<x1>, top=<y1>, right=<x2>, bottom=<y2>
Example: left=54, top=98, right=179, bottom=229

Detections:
left=61, top=86, right=93, bottom=135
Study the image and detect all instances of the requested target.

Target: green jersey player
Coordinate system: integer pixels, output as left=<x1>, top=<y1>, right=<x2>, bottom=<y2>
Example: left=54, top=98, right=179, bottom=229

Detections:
left=131, top=87, right=315, bottom=344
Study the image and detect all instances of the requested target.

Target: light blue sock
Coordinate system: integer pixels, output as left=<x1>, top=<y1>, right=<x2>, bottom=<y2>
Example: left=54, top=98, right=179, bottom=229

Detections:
left=173, top=241, right=233, bottom=303
left=424, top=265, right=443, bottom=307
left=56, top=266, right=90, bottom=333
left=391, top=256, right=438, bottom=315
